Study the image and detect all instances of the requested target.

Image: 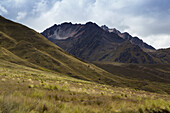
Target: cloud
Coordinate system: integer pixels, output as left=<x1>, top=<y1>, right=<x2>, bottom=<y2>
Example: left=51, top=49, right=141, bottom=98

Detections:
left=16, top=12, right=27, bottom=20
left=21, top=0, right=96, bottom=31
left=4, top=0, right=29, bottom=8
left=143, top=35, right=170, bottom=49
left=0, top=0, right=170, bottom=49
left=32, top=0, right=49, bottom=15
left=0, top=5, right=8, bottom=14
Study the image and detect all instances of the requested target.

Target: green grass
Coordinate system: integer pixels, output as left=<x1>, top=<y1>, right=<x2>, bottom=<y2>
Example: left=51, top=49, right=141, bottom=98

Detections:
left=93, top=62, right=170, bottom=94
left=1, top=15, right=170, bottom=94
left=0, top=60, right=169, bottom=113
left=0, top=16, right=125, bottom=87
left=0, top=16, right=170, bottom=112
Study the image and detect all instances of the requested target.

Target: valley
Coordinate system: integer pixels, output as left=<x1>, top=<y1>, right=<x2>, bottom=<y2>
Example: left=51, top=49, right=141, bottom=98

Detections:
left=0, top=16, right=170, bottom=113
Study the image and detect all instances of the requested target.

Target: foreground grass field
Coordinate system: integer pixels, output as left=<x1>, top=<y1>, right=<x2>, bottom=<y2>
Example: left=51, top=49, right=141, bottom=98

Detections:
left=0, top=60, right=169, bottom=113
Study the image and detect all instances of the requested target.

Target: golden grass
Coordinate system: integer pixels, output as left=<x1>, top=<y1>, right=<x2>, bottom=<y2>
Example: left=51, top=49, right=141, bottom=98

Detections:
left=0, top=60, right=169, bottom=113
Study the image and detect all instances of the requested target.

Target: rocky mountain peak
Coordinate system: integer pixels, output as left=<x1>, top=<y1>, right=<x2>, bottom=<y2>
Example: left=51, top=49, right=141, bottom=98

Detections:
left=42, top=22, right=158, bottom=64
left=84, top=22, right=99, bottom=28
left=101, top=25, right=109, bottom=31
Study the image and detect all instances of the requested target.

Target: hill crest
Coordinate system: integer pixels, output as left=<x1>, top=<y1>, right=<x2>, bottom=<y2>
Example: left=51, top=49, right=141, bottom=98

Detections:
left=42, top=22, right=161, bottom=64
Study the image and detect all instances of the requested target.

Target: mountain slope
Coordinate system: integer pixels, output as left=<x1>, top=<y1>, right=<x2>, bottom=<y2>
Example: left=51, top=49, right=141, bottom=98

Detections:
left=94, top=62, right=170, bottom=94
left=101, top=25, right=155, bottom=51
left=94, top=62, right=170, bottom=84
left=0, top=31, right=17, bottom=48
left=0, top=16, right=125, bottom=85
left=42, top=22, right=158, bottom=64
left=1, top=16, right=170, bottom=94
left=149, top=48, right=170, bottom=64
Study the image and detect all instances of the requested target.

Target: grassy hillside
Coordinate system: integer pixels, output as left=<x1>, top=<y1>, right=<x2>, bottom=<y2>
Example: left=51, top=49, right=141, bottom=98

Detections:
left=0, top=16, right=125, bottom=86
left=94, top=62, right=170, bottom=94
left=0, top=16, right=170, bottom=112
left=149, top=48, right=170, bottom=64
left=101, top=41, right=158, bottom=64
left=0, top=60, right=169, bottom=113
left=0, top=16, right=170, bottom=93
left=0, top=31, right=17, bottom=48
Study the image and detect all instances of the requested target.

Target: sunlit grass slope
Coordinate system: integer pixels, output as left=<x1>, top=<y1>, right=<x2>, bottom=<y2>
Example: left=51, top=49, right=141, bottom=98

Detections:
left=0, top=16, right=170, bottom=112
left=0, top=16, right=124, bottom=85
left=94, top=62, right=170, bottom=94
left=0, top=16, right=170, bottom=94
left=0, top=60, right=169, bottom=113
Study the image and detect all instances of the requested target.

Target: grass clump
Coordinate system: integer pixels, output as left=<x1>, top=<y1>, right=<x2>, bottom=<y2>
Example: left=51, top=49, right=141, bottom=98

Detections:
left=28, top=84, right=34, bottom=88
left=1, top=78, right=6, bottom=82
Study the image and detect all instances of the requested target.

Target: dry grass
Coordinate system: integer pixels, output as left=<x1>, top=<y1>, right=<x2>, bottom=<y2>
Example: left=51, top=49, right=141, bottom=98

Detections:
left=0, top=60, right=169, bottom=113
left=0, top=16, right=170, bottom=113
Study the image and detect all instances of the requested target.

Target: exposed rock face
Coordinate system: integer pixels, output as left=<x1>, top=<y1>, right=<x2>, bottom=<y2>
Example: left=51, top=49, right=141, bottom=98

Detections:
left=101, top=25, right=155, bottom=51
left=42, top=22, right=166, bottom=64
left=42, top=22, right=83, bottom=40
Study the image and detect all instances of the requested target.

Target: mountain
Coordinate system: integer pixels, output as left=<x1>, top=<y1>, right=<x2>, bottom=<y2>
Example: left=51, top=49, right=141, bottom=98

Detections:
left=0, top=15, right=170, bottom=113
left=0, top=16, right=127, bottom=86
left=1, top=16, right=170, bottom=94
left=149, top=48, right=170, bottom=64
left=42, top=22, right=158, bottom=64
left=101, top=25, right=155, bottom=51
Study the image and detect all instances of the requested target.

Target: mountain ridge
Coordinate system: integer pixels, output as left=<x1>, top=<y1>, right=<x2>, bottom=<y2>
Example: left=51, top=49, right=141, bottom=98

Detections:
left=0, top=16, right=170, bottom=94
left=42, top=22, right=165, bottom=64
left=101, top=25, right=155, bottom=51
left=0, top=16, right=125, bottom=85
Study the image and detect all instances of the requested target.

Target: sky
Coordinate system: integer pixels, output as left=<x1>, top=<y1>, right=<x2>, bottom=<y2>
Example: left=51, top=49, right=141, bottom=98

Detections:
left=0, top=0, right=170, bottom=49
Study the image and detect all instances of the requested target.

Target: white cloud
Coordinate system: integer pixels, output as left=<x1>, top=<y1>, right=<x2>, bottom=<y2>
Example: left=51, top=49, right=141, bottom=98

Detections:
left=6, top=0, right=28, bottom=8
left=23, top=0, right=95, bottom=31
left=0, top=0, right=170, bottom=49
left=0, top=5, right=8, bottom=14
left=16, top=12, right=27, bottom=20
left=32, top=0, right=48, bottom=15
left=143, top=35, right=170, bottom=49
